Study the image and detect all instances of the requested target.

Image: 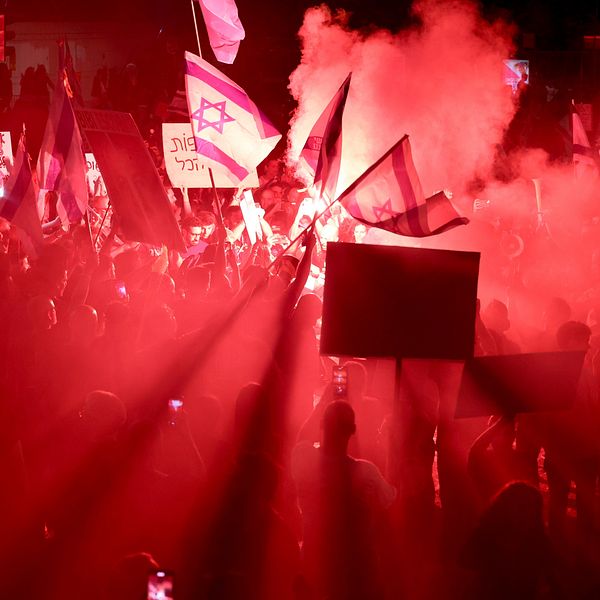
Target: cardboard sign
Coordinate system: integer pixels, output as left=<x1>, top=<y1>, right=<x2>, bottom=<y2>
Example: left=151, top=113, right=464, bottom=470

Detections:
left=455, top=351, right=584, bottom=418
left=321, top=243, right=480, bottom=360
left=239, top=189, right=263, bottom=245
left=162, top=123, right=259, bottom=189
left=76, top=109, right=185, bottom=251
left=85, top=152, right=107, bottom=197
left=0, top=131, right=13, bottom=185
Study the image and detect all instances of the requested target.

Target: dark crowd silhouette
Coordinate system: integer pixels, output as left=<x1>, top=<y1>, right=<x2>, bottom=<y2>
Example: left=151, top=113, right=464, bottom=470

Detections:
left=0, top=38, right=600, bottom=600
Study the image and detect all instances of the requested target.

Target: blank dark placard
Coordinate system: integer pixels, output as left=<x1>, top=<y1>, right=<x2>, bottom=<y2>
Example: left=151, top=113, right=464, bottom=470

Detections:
left=320, top=242, right=480, bottom=360
left=455, top=351, right=585, bottom=418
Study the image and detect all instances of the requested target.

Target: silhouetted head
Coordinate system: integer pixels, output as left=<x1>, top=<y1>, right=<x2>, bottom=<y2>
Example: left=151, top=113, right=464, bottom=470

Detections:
left=485, top=480, right=544, bottom=534
left=556, top=320, right=591, bottom=351
left=321, top=401, right=356, bottom=454
left=293, top=293, right=322, bottom=325
left=69, top=304, right=98, bottom=345
left=186, top=266, right=211, bottom=298
left=483, top=299, right=510, bottom=333
left=80, top=390, right=127, bottom=441
left=28, top=295, right=57, bottom=331
left=142, top=271, right=176, bottom=306
left=269, top=255, right=299, bottom=289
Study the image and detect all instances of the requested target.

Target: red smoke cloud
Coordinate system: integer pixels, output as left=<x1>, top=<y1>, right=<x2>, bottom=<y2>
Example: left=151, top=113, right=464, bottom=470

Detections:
left=288, top=0, right=516, bottom=197
left=287, top=1, right=600, bottom=329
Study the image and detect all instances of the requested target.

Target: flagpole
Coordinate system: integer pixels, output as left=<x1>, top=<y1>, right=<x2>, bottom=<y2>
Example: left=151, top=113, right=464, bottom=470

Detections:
left=272, top=135, right=413, bottom=270
left=266, top=135, right=407, bottom=271
left=189, top=0, right=229, bottom=233
left=269, top=133, right=411, bottom=267
left=208, top=167, right=225, bottom=224
left=93, top=200, right=111, bottom=247
left=265, top=190, right=340, bottom=272
left=84, top=209, right=99, bottom=257
left=190, top=0, right=203, bottom=58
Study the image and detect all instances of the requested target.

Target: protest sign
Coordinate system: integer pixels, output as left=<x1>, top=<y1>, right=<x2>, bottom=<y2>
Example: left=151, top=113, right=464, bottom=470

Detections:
left=162, top=123, right=259, bottom=188
left=239, top=189, right=263, bottom=245
left=85, top=153, right=107, bottom=197
left=76, top=109, right=185, bottom=251
left=0, top=131, right=13, bottom=188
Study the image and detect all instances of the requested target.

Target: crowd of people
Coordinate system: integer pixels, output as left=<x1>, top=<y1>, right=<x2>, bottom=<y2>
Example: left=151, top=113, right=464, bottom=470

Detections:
left=0, top=48, right=599, bottom=599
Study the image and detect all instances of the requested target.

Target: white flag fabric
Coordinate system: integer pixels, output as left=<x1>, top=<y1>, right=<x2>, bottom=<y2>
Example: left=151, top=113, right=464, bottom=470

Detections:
left=337, top=136, right=468, bottom=237
left=184, top=51, right=281, bottom=185
left=571, top=103, right=599, bottom=177
left=37, top=80, right=88, bottom=225
left=0, top=133, right=43, bottom=256
left=299, top=73, right=351, bottom=202
left=196, top=0, right=245, bottom=64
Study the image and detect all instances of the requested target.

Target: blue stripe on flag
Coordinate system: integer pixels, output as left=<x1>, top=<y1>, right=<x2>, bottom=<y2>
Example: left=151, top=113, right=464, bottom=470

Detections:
left=47, top=89, right=77, bottom=189
left=194, top=137, right=249, bottom=182
left=185, top=59, right=279, bottom=139
left=1, top=159, right=31, bottom=221
left=392, top=142, right=424, bottom=237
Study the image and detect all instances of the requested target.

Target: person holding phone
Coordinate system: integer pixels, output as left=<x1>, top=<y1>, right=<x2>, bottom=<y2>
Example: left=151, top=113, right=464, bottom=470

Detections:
left=292, top=401, right=396, bottom=600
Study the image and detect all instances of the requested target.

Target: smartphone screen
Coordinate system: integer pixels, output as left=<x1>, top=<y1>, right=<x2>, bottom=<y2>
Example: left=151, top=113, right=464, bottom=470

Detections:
left=168, top=398, right=184, bottom=426
left=115, top=280, right=127, bottom=299
left=147, top=570, right=174, bottom=599
left=332, top=365, right=347, bottom=398
left=168, top=398, right=184, bottom=411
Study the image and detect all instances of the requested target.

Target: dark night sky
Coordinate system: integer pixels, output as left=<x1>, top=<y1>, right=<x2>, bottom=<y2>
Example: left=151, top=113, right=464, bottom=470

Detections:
left=6, top=0, right=600, bottom=132
left=6, top=1, right=600, bottom=57
left=6, top=1, right=600, bottom=38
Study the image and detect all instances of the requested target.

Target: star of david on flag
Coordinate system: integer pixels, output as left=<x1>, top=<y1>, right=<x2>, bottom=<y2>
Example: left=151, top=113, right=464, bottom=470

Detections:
left=185, top=51, right=281, bottom=186
left=337, top=135, right=468, bottom=238
left=191, top=98, right=235, bottom=134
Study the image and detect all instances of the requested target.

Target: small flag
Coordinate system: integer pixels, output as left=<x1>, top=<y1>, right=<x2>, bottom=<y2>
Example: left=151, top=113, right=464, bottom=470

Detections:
left=37, top=77, right=88, bottom=225
left=196, top=0, right=245, bottom=64
left=59, top=39, right=84, bottom=107
left=184, top=51, right=281, bottom=185
left=336, top=136, right=468, bottom=237
left=300, top=73, right=351, bottom=202
left=0, top=132, right=43, bottom=256
left=571, top=103, right=599, bottom=176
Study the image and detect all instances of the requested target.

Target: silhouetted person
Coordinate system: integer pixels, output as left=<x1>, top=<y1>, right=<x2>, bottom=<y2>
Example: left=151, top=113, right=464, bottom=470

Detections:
left=461, top=481, right=559, bottom=600
left=467, top=415, right=530, bottom=503
left=542, top=321, right=599, bottom=556
left=482, top=299, right=521, bottom=354
left=34, top=64, right=54, bottom=106
left=0, top=63, right=12, bottom=112
left=200, top=451, right=301, bottom=600
left=297, top=361, right=386, bottom=469
left=293, top=401, right=395, bottom=599
left=517, top=297, right=574, bottom=484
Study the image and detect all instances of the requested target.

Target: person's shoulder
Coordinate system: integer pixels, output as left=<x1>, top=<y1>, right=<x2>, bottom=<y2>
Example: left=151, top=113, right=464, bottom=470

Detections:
left=352, top=457, right=384, bottom=477
left=351, top=457, right=396, bottom=506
